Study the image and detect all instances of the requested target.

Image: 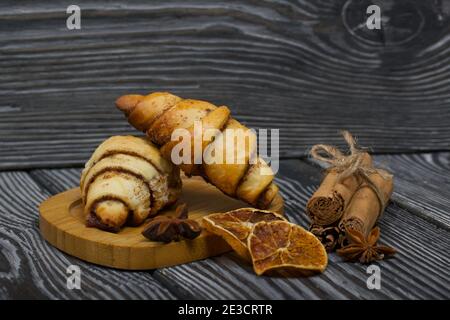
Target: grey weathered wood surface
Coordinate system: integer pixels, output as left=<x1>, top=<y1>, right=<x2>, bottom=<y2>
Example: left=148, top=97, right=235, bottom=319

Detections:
left=25, top=159, right=450, bottom=299
left=1, top=0, right=449, bottom=300
left=1, top=0, right=450, bottom=169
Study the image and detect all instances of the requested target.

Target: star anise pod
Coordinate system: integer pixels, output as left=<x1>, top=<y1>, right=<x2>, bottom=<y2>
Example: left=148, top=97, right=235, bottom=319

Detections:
left=337, top=227, right=396, bottom=264
left=142, top=203, right=202, bottom=243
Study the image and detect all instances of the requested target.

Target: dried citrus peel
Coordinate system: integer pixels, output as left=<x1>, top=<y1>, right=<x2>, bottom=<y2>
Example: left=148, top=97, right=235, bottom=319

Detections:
left=247, top=220, right=328, bottom=275
left=202, top=208, right=285, bottom=261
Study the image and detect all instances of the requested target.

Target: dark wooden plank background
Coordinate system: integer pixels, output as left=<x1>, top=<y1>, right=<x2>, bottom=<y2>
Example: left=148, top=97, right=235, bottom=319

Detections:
left=1, top=0, right=450, bottom=169
left=0, top=0, right=449, bottom=299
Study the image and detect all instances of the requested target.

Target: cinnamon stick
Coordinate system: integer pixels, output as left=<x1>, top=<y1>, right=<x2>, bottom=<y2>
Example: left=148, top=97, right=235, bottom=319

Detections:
left=307, top=131, right=395, bottom=259
left=307, top=152, right=372, bottom=226
left=339, top=169, right=393, bottom=238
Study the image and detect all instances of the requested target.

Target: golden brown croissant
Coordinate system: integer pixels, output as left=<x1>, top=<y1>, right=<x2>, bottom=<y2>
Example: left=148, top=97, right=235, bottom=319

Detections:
left=80, top=135, right=182, bottom=232
left=115, top=92, right=279, bottom=209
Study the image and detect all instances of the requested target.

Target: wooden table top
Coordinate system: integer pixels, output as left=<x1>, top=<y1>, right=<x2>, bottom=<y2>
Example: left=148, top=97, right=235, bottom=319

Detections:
left=0, top=0, right=449, bottom=299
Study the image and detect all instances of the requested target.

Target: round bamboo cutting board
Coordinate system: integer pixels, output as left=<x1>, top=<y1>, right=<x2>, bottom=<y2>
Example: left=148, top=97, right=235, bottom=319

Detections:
left=39, top=176, right=284, bottom=270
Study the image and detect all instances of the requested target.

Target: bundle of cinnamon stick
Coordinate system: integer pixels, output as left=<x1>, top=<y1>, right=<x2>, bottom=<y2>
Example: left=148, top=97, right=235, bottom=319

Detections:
left=306, top=131, right=395, bottom=263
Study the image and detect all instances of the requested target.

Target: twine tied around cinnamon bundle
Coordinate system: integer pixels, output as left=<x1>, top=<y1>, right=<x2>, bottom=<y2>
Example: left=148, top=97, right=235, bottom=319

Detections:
left=310, top=130, right=391, bottom=216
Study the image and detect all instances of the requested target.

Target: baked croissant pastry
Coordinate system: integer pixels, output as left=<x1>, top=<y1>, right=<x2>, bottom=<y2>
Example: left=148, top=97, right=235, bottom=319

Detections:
left=80, top=135, right=182, bottom=232
left=115, top=92, right=279, bottom=209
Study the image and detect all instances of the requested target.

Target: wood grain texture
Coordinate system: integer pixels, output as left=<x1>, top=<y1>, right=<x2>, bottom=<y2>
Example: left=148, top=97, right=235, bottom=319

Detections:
left=1, top=0, right=450, bottom=169
left=0, top=171, right=176, bottom=299
left=29, top=160, right=450, bottom=299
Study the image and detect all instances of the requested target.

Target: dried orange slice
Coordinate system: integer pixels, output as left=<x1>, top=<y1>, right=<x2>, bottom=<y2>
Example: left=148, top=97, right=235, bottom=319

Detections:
left=203, top=208, right=286, bottom=261
left=248, top=221, right=328, bottom=275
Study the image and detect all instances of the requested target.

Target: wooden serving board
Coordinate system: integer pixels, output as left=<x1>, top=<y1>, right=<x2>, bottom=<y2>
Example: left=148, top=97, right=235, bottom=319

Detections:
left=39, top=176, right=284, bottom=270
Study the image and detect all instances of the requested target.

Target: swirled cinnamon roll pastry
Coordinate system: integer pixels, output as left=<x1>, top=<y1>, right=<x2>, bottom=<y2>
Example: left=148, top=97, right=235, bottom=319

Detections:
left=80, top=135, right=181, bottom=232
left=115, top=92, right=279, bottom=209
